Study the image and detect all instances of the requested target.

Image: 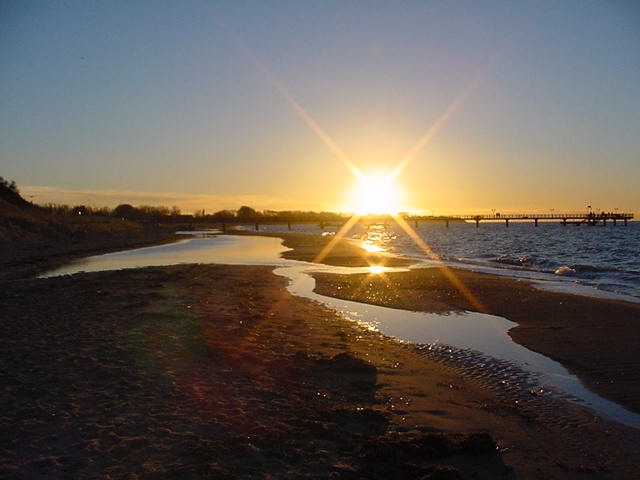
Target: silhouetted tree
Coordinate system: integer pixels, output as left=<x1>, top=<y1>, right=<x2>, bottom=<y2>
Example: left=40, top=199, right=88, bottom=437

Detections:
left=71, top=205, right=88, bottom=216
left=113, top=204, right=140, bottom=220
left=0, top=177, right=18, bottom=192
left=237, top=205, right=258, bottom=220
left=211, top=209, right=236, bottom=222
left=0, top=177, right=30, bottom=206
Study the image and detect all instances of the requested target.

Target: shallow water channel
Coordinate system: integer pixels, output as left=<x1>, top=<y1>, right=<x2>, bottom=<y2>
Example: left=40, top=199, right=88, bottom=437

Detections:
left=42, top=234, right=640, bottom=428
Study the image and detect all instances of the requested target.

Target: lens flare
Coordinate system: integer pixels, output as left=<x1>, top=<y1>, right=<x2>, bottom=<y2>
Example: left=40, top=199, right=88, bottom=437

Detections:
left=350, top=171, right=402, bottom=215
left=216, top=15, right=502, bottom=315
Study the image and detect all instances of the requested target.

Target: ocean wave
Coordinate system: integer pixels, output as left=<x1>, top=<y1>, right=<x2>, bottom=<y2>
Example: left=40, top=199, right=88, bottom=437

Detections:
left=555, top=266, right=576, bottom=276
left=569, top=263, right=624, bottom=274
left=494, top=255, right=533, bottom=267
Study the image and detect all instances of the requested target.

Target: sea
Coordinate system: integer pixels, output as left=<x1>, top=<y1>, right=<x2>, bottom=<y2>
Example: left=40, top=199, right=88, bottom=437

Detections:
left=255, top=219, right=640, bottom=302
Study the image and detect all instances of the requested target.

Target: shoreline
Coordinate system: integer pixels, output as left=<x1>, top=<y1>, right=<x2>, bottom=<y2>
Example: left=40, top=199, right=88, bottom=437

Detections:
left=8, top=228, right=640, bottom=415
left=312, top=267, right=640, bottom=414
left=239, top=225, right=640, bottom=300
left=269, top=231, right=640, bottom=416
left=2, top=231, right=640, bottom=477
left=0, top=228, right=180, bottom=282
left=11, top=228, right=640, bottom=414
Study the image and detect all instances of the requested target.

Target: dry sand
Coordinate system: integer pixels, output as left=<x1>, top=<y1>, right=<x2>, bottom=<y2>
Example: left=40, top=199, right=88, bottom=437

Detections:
left=1, top=230, right=640, bottom=479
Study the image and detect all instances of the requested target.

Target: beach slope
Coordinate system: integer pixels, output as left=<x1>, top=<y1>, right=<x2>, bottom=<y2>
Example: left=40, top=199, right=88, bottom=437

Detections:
left=2, top=232, right=640, bottom=478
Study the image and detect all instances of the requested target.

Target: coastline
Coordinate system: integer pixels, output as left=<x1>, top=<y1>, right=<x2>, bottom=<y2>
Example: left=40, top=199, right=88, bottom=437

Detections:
left=268, top=231, right=640, bottom=416
left=0, top=228, right=180, bottom=282
left=312, top=268, right=640, bottom=415
left=2, top=230, right=640, bottom=478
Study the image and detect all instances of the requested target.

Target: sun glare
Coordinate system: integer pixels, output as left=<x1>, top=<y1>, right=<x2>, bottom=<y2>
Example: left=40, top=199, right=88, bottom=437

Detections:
left=367, top=265, right=389, bottom=274
left=350, top=171, right=402, bottom=215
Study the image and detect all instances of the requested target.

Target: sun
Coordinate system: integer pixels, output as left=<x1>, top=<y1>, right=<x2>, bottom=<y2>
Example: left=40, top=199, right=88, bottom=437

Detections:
left=350, top=171, right=403, bottom=215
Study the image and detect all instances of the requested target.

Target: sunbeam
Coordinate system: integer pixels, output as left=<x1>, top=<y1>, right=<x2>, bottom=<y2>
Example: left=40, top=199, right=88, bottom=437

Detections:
left=312, top=214, right=361, bottom=264
left=390, top=47, right=510, bottom=181
left=392, top=214, right=487, bottom=314
left=212, top=14, right=362, bottom=179
left=214, top=13, right=499, bottom=315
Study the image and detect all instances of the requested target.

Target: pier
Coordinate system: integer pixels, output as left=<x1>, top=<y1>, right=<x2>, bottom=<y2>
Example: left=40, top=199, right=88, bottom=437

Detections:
left=241, top=212, right=634, bottom=232
left=452, top=212, right=634, bottom=228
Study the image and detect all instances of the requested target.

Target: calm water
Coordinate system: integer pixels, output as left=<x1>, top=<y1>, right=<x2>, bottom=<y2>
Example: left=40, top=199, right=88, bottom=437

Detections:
left=256, top=221, right=640, bottom=301
left=41, top=233, right=640, bottom=427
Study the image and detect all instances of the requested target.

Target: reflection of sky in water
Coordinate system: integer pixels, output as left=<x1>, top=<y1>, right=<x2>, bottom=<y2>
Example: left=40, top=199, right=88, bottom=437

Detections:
left=281, top=266, right=640, bottom=427
left=284, top=268, right=565, bottom=375
left=42, top=236, right=292, bottom=276
left=41, top=235, right=640, bottom=427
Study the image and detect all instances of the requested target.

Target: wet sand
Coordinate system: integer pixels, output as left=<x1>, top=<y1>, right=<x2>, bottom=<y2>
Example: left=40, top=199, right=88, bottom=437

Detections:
left=269, top=231, right=640, bottom=416
left=311, top=267, right=640, bottom=416
left=0, top=228, right=179, bottom=282
left=2, top=231, right=640, bottom=478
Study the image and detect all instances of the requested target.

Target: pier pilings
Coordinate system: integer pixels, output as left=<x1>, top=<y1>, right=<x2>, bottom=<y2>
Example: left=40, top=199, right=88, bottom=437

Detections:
left=453, top=212, right=633, bottom=228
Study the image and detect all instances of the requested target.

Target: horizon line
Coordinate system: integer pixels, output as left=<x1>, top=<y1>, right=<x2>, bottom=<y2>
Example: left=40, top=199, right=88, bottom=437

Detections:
left=18, top=184, right=637, bottom=219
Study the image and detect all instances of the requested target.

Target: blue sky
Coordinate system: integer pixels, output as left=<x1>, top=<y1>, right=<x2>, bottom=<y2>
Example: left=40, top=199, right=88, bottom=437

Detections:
left=2, top=1, right=639, bottom=215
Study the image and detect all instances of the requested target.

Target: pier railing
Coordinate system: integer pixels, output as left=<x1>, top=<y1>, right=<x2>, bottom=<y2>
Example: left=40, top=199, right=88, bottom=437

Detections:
left=240, top=212, right=634, bottom=231
left=450, top=212, right=634, bottom=227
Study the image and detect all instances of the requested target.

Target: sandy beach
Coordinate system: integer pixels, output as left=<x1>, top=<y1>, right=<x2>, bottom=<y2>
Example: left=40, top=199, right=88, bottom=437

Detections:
left=268, top=231, right=640, bottom=416
left=2, top=230, right=640, bottom=479
left=311, top=266, right=640, bottom=416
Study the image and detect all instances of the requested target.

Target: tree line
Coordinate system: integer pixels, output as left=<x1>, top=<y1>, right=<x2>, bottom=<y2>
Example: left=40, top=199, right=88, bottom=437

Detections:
left=1, top=177, right=398, bottom=226
left=40, top=203, right=349, bottom=224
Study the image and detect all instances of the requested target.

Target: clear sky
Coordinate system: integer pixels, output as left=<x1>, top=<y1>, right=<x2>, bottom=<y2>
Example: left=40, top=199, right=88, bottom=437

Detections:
left=2, top=1, right=639, bottom=215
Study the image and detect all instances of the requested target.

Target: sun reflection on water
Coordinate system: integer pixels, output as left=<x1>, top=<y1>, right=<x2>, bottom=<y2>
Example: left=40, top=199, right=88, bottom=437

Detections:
left=367, top=265, right=389, bottom=274
left=356, top=224, right=398, bottom=255
left=361, top=241, right=385, bottom=253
